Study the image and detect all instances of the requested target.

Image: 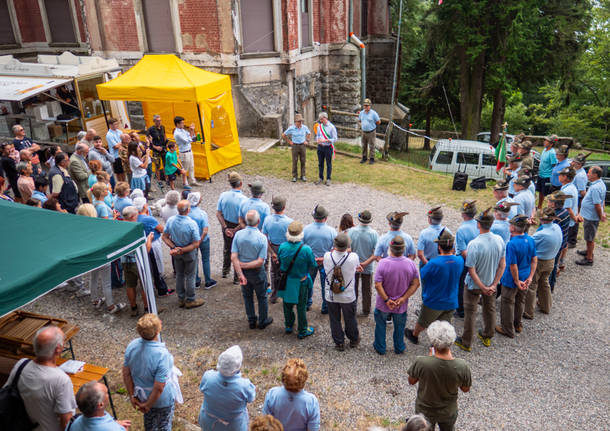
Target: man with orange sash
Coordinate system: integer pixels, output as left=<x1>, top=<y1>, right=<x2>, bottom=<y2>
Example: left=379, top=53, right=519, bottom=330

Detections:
left=314, top=112, right=338, bottom=187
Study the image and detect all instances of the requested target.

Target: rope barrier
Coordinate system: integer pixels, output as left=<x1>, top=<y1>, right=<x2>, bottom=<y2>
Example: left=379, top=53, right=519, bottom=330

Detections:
left=390, top=121, right=441, bottom=143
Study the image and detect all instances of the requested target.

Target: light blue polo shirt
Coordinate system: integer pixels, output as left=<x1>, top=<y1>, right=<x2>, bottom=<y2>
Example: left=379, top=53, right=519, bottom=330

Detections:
left=188, top=206, right=210, bottom=242
left=165, top=214, right=200, bottom=247
left=496, top=197, right=518, bottom=219
left=455, top=219, right=479, bottom=256
left=581, top=179, right=607, bottom=221
left=490, top=219, right=510, bottom=244
left=418, top=224, right=452, bottom=260
left=262, top=213, right=293, bottom=245
left=359, top=109, right=380, bottom=132
left=68, top=412, right=125, bottom=431
left=283, top=124, right=311, bottom=144
left=232, top=226, right=268, bottom=262
left=239, top=198, right=271, bottom=230
left=550, top=159, right=570, bottom=187
left=573, top=168, right=587, bottom=194
left=173, top=127, right=193, bottom=153
left=513, top=189, right=535, bottom=218
left=303, top=222, right=337, bottom=258
left=464, top=232, right=506, bottom=290
left=123, top=338, right=175, bottom=408
left=217, top=189, right=247, bottom=224
left=31, top=190, right=48, bottom=204
left=561, top=182, right=579, bottom=227
left=538, top=148, right=557, bottom=178
left=374, top=230, right=416, bottom=258
left=263, top=386, right=320, bottom=431
left=533, top=222, right=563, bottom=260
left=508, top=168, right=520, bottom=195
left=114, top=196, right=133, bottom=216
left=93, top=199, right=112, bottom=219
left=348, top=225, right=379, bottom=273
left=106, top=128, right=122, bottom=158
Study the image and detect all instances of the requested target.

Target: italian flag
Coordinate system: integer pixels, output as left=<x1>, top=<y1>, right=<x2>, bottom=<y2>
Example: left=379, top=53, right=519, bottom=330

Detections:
left=495, top=133, right=506, bottom=172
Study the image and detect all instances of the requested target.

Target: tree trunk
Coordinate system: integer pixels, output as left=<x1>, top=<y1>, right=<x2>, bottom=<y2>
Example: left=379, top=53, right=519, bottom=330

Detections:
left=424, top=104, right=432, bottom=151
left=489, top=88, right=506, bottom=146
left=458, top=48, right=485, bottom=140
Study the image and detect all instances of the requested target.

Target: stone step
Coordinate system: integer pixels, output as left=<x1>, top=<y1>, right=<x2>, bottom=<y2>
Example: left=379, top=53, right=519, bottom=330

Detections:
left=239, top=137, right=279, bottom=153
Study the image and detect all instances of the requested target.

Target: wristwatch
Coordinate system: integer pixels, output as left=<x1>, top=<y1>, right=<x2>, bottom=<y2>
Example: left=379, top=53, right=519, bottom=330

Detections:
left=384, top=297, right=390, bottom=303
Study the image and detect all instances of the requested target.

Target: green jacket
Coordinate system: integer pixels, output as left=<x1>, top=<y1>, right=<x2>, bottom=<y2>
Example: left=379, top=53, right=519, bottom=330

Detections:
left=277, top=241, right=317, bottom=304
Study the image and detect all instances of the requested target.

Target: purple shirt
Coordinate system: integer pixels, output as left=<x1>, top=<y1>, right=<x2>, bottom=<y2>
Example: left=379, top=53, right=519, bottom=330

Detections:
left=374, top=256, right=419, bottom=314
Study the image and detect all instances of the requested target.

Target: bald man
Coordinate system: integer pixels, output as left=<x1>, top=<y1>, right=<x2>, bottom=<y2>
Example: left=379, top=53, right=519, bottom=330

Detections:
left=69, top=142, right=91, bottom=202
left=70, top=381, right=130, bottom=430
left=80, top=128, right=97, bottom=148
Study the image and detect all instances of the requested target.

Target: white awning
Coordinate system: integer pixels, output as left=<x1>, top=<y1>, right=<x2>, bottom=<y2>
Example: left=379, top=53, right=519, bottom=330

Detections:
left=0, top=76, right=71, bottom=102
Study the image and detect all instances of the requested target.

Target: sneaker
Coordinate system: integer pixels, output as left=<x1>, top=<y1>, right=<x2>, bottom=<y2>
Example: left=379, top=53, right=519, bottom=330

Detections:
left=335, top=343, right=345, bottom=352
left=495, top=325, right=513, bottom=338
left=204, top=280, right=217, bottom=289
left=130, top=306, right=139, bottom=317
left=315, top=179, right=323, bottom=185
left=92, top=299, right=104, bottom=309
left=76, top=288, right=91, bottom=298
left=325, top=179, right=331, bottom=186
left=477, top=330, right=492, bottom=347
left=222, top=272, right=229, bottom=278
left=369, top=158, right=375, bottom=164
left=195, top=279, right=201, bottom=288
left=301, top=176, right=307, bottom=182
left=298, top=326, right=315, bottom=339
left=108, top=303, right=127, bottom=314
left=360, top=158, right=367, bottom=164
left=285, top=326, right=294, bottom=334
left=292, top=177, right=297, bottom=182
left=405, top=328, right=419, bottom=345
left=575, top=258, right=593, bottom=266
left=183, top=184, right=192, bottom=190
left=386, top=315, right=393, bottom=325
left=576, top=249, right=587, bottom=257
left=258, top=317, right=273, bottom=330
left=191, top=181, right=202, bottom=186
left=321, top=309, right=329, bottom=315
left=158, top=289, right=175, bottom=297
left=185, top=298, right=205, bottom=309
left=349, top=338, right=360, bottom=348
left=454, top=337, right=471, bottom=352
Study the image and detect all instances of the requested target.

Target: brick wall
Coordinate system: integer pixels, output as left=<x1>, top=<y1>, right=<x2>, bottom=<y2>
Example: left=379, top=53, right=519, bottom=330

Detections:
left=326, top=0, right=347, bottom=43
left=97, top=0, right=140, bottom=51
left=14, top=0, right=46, bottom=43
left=282, top=0, right=298, bottom=51
left=178, top=0, right=220, bottom=53
left=74, top=0, right=86, bottom=42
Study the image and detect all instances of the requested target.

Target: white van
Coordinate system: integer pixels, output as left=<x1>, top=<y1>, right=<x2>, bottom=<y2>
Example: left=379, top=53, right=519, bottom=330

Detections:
left=428, top=139, right=503, bottom=179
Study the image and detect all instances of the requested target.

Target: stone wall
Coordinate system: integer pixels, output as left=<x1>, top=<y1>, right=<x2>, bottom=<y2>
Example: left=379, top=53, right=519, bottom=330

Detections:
left=237, top=82, right=288, bottom=139
left=365, top=37, right=396, bottom=104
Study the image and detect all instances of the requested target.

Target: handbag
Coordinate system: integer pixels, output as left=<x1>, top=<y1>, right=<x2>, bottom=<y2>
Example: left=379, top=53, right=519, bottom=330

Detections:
left=0, top=359, right=38, bottom=431
left=278, top=243, right=304, bottom=291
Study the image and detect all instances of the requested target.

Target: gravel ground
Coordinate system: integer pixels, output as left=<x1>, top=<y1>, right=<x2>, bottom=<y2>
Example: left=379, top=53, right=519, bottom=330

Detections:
left=24, top=171, right=610, bottom=430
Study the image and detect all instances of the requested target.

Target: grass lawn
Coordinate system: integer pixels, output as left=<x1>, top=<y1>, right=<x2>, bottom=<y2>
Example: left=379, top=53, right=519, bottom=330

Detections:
left=241, top=146, right=609, bottom=248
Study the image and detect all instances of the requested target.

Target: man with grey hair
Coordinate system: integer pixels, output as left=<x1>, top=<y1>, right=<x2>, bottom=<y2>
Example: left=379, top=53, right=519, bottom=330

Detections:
left=3, top=326, right=76, bottom=431
left=79, top=128, right=97, bottom=148
left=576, top=165, right=607, bottom=266
left=70, top=381, right=130, bottom=430
left=232, top=209, right=273, bottom=329
left=314, top=112, right=337, bottom=186
left=164, top=200, right=204, bottom=309
left=69, top=142, right=91, bottom=203
left=88, top=135, right=115, bottom=186
left=408, top=321, right=471, bottom=431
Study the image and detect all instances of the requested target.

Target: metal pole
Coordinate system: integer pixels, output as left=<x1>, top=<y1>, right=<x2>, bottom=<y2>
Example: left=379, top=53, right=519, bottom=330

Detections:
left=384, top=0, right=404, bottom=160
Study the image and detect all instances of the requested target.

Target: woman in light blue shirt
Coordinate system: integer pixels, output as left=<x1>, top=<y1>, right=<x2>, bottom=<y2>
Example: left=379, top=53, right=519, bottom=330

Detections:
left=198, top=345, right=255, bottom=431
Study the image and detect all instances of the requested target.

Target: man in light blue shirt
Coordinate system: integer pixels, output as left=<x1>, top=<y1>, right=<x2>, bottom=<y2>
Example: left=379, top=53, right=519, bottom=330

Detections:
left=513, top=176, right=535, bottom=219
left=568, top=152, right=592, bottom=247
left=417, top=206, right=452, bottom=266
left=559, top=167, right=578, bottom=228
left=348, top=209, right=379, bottom=315
left=283, top=113, right=311, bottom=182
left=262, top=195, right=293, bottom=302
left=70, top=381, right=128, bottom=431
left=493, top=179, right=518, bottom=219
left=374, top=211, right=416, bottom=259
left=314, top=112, right=338, bottom=186
left=358, top=98, right=381, bottom=164
left=576, top=166, right=607, bottom=266
left=303, top=205, right=337, bottom=313
left=187, top=192, right=217, bottom=290
left=505, top=156, right=521, bottom=197
left=173, top=116, right=200, bottom=186
left=491, top=201, right=519, bottom=244
left=453, top=200, right=479, bottom=318
left=536, top=135, right=558, bottom=208
left=550, top=145, right=570, bottom=189
left=105, top=118, right=125, bottom=181
left=239, top=181, right=271, bottom=231
left=232, top=209, right=272, bottom=329
left=217, top=172, right=248, bottom=280
left=163, top=200, right=204, bottom=308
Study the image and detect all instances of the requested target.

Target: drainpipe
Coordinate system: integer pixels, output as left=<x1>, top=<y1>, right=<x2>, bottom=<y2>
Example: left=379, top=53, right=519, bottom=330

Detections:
left=349, top=32, right=365, bottom=102
left=348, top=0, right=353, bottom=36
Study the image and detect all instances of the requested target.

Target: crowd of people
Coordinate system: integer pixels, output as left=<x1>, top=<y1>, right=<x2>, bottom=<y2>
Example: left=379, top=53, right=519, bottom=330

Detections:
left=0, top=117, right=607, bottom=431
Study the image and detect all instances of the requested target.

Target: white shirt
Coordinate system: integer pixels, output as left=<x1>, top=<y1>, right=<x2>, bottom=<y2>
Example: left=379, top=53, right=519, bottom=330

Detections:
left=129, top=155, right=147, bottom=178
left=173, top=128, right=193, bottom=153
left=323, top=250, right=360, bottom=303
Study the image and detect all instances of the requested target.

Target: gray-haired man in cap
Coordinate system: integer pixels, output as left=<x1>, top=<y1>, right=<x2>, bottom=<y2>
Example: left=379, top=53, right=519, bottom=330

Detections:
left=282, top=113, right=311, bottom=182
left=262, top=195, right=293, bottom=302
left=567, top=152, right=592, bottom=247
left=348, top=210, right=379, bottom=315
left=217, top=172, right=248, bottom=281
left=358, top=98, right=381, bottom=164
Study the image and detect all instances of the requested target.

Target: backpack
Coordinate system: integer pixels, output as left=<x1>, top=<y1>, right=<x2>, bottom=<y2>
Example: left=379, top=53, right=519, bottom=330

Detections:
left=0, top=359, right=38, bottom=431
left=329, top=253, right=351, bottom=294
left=452, top=172, right=468, bottom=191
left=470, top=176, right=487, bottom=189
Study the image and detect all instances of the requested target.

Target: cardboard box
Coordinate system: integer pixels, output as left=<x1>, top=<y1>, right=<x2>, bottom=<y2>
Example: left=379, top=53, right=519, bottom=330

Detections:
left=46, top=101, right=62, bottom=118
left=32, top=121, right=52, bottom=141
left=48, top=124, right=64, bottom=138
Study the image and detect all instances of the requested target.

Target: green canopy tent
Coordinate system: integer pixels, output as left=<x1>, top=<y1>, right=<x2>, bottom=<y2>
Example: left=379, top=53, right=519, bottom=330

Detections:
left=0, top=200, right=158, bottom=317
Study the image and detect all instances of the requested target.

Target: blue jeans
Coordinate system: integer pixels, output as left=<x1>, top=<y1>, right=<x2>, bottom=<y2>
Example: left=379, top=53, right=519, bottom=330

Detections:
left=241, top=268, right=268, bottom=325
left=373, top=308, right=407, bottom=354
left=317, top=145, right=333, bottom=180
left=308, top=265, right=327, bottom=312
left=195, top=240, right=212, bottom=285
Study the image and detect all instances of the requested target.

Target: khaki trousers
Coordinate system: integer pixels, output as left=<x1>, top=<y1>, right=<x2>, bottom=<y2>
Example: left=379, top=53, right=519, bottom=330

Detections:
left=361, top=130, right=376, bottom=160
left=500, top=286, right=527, bottom=337
left=462, top=288, right=496, bottom=348
left=291, top=144, right=306, bottom=178
left=525, top=258, right=554, bottom=316
left=179, top=151, right=196, bottom=183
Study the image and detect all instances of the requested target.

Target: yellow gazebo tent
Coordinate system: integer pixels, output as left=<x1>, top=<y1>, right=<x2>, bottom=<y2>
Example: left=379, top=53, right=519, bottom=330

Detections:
left=96, top=54, right=241, bottom=179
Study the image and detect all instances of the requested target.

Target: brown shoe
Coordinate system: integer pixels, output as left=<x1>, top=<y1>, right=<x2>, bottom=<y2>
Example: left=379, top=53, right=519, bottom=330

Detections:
left=495, top=325, right=514, bottom=338
left=178, top=299, right=186, bottom=308
left=185, top=298, right=205, bottom=309
left=522, top=313, right=533, bottom=320
left=515, top=324, right=523, bottom=333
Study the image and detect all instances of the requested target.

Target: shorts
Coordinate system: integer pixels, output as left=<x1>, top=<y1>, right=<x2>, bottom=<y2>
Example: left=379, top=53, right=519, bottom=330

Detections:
left=583, top=219, right=599, bottom=242
left=536, top=176, right=550, bottom=194
left=113, top=158, right=124, bottom=174
left=123, top=262, right=140, bottom=289
left=165, top=172, right=177, bottom=182
left=417, top=304, right=454, bottom=328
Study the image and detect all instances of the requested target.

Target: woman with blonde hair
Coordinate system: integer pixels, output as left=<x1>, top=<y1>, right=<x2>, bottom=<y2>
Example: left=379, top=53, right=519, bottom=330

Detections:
left=262, top=359, right=320, bottom=431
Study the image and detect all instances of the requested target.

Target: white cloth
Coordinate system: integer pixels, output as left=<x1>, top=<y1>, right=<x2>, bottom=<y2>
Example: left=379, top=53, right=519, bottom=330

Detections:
left=323, top=250, right=360, bottom=303
left=130, top=155, right=147, bottom=178
left=169, top=366, right=183, bottom=404
left=151, top=238, right=165, bottom=274
left=217, top=345, right=243, bottom=377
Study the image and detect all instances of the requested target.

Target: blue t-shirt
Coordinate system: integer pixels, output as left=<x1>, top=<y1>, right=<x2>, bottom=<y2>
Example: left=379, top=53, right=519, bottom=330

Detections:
left=137, top=214, right=160, bottom=240
left=68, top=412, right=125, bottom=431
left=188, top=206, right=210, bottom=242
left=550, top=158, right=570, bottom=187
left=580, top=179, right=607, bottom=221
left=500, top=234, right=537, bottom=289
left=374, top=230, right=416, bottom=258
left=533, top=222, right=563, bottom=260
left=303, top=222, right=337, bottom=258
left=239, top=198, right=271, bottom=230
left=114, top=196, right=133, bottom=217
left=348, top=225, right=379, bottom=274
left=490, top=219, right=510, bottom=244
left=31, top=190, right=48, bottom=204
left=123, top=338, right=175, bottom=408
left=283, top=124, right=311, bottom=144
left=232, top=226, right=268, bottom=263
left=538, top=148, right=557, bottom=178
left=93, top=199, right=112, bottom=219
left=418, top=224, right=452, bottom=261
left=358, top=109, right=380, bottom=132
left=455, top=219, right=478, bottom=256
left=263, top=386, right=320, bottom=431
left=420, top=255, right=464, bottom=310
left=165, top=214, right=199, bottom=247
left=217, top=189, right=247, bottom=224
left=262, top=213, right=294, bottom=245
left=573, top=168, right=587, bottom=194
left=560, top=182, right=579, bottom=227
